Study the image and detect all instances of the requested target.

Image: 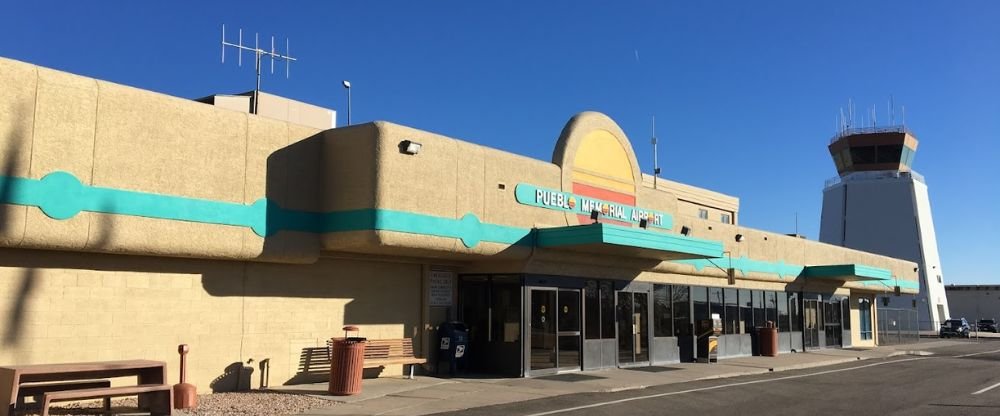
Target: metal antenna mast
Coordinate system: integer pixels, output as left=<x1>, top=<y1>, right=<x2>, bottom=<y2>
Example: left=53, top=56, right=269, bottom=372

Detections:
left=221, top=24, right=297, bottom=114
left=651, top=116, right=661, bottom=189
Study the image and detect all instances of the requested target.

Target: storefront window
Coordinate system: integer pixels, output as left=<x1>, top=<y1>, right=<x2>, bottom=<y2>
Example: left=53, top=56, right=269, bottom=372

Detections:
left=752, top=290, right=764, bottom=329
left=777, top=292, right=789, bottom=332
left=788, top=292, right=801, bottom=331
left=842, top=300, right=851, bottom=330
left=859, top=297, right=873, bottom=340
left=673, top=286, right=691, bottom=337
left=739, top=289, right=752, bottom=334
left=654, top=285, right=672, bottom=337
left=724, top=288, right=738, bottom=334
left=765, top=291, right=777, bottom=326
left=709, top=287, right=724, bottom=332
left=692, top=286, right=708, bottom=325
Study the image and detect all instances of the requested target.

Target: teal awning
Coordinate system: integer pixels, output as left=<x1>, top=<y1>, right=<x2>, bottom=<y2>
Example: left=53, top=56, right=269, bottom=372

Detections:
left=802, top=264, right=893, bottom=282
left=535, top=223, right=723, bottom=261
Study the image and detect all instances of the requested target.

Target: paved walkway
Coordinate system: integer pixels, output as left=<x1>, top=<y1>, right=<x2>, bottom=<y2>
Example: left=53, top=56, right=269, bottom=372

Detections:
left=275, top=340, right=965, bottom=416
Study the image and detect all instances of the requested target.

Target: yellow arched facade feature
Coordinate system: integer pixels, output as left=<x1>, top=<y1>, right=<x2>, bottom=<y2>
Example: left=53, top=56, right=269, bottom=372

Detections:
left=571, top=129, right=636, bottom=194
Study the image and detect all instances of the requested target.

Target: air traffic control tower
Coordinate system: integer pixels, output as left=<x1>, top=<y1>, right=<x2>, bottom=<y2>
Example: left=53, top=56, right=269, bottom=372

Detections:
left=819, top=126, right=950, bottom=330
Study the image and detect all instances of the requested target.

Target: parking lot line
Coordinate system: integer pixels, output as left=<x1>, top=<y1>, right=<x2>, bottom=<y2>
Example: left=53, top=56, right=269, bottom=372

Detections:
left=972, top=381, right=1000, bottom=395
left=954, top=348, right=1000, bottom=358
left=523, top=357, right=928, bottom=416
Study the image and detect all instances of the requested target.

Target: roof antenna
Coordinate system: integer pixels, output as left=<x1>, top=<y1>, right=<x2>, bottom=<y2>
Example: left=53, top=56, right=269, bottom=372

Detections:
left=651, top=115, right=661, bottom=189
left=889, top=95, right=895, bottom=126
left=221, top=24, right=298, bottom=115
left=848, top=98, right=855, bottom=129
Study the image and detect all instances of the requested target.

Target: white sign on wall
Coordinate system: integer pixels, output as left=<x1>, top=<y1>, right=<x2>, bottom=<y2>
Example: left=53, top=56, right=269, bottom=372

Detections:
left=429, top=270, right=454, bottom=307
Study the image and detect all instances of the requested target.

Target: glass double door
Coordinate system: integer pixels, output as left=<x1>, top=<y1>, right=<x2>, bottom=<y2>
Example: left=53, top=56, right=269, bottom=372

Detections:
left=824, top=301, right=843, bottom=347
left=528, top=288, right=581, bottom=374
left=804, top=300, right=821, bottom=349
left=617, top=291, right=650, bottom=365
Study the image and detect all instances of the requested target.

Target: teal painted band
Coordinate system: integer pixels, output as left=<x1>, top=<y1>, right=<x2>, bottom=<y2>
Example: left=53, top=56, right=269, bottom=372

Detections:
left=0, top=172, right=532, bottom=247
left=0, top=171, right=916, bottom=291
left=323, top=209, right=530, bottom=248
left=515, top=183, right=674, bottom=230
left=0, top=171, right=264, bottom=230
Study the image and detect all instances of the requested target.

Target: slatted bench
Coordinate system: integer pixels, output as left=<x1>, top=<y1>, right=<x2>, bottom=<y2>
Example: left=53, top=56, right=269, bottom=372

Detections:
left=327, top=338, right=426, bottom=379
left=16, top=380, right=111, bottom=414
left=41, top=383, right=172, bottom=416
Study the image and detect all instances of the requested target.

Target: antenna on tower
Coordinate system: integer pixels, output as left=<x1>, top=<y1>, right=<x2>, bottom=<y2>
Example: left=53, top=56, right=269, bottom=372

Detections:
left=889, top=95, right=895, bottom=126
left=221, top=24, right=297, bottom=115
left=651, top=115, right=661, bottom=189
left=848, top=98, right=855, bottom=129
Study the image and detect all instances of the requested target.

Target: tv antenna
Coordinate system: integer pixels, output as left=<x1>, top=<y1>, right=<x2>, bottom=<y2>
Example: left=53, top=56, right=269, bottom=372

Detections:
left=651, top=116, right=661, bottom=189
left=221, top=24, right=297, bottom=114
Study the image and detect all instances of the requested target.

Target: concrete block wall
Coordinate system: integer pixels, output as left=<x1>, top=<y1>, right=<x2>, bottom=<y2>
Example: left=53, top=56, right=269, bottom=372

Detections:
left=0, top=248, right=421, bottom=393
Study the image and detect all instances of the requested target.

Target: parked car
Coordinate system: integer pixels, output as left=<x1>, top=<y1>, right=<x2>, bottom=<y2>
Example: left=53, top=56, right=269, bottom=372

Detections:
left=940, top=318, right=971, bottom=338
left=978, top=319, right=998, bottom=333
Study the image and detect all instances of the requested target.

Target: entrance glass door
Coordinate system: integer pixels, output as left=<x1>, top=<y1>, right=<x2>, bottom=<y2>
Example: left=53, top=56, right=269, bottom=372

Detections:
left=804, top=300, right=820, bottom=349
left=557, top=290, right=581, bottom=369
left=824, top=301, right=843, bottom=347
left=617, top=291, right=650, bottom=365
left=528, top=288, right=581, bottom=374
left=530, top=289, right=557, bottom=371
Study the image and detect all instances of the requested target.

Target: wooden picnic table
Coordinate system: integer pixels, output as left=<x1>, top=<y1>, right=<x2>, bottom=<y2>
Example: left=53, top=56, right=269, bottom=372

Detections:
left=0, top=359, right=168, bottom=416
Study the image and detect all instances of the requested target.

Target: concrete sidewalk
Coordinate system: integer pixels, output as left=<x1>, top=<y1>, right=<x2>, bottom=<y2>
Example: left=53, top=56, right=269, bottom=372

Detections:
left=276, top=340, right=960, bottom=416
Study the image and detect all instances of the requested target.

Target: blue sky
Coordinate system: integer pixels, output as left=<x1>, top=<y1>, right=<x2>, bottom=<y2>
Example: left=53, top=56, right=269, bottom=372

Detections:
left=2, top=1, right=997, bottom=284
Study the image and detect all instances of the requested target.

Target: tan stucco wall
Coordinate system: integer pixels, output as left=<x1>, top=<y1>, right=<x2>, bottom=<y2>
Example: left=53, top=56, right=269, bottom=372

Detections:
left=322, top=119, right=919, bottom=294
left=0, top=57, right=321, bottom=263
left=0, top=248, right=421, bottom=392
left=642, top=174, right=739, bottom=225
left=0, top=56, right=918, bottom=294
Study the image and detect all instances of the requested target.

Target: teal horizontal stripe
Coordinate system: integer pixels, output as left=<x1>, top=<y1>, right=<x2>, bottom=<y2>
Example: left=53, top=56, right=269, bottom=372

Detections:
left=0, top=171, right=532, bottom=248
left=0, top=171, right=916, bottom=291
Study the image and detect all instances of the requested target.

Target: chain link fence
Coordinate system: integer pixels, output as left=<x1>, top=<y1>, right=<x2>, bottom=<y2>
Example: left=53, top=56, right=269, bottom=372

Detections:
left=877, top=308, right=919, bottom=345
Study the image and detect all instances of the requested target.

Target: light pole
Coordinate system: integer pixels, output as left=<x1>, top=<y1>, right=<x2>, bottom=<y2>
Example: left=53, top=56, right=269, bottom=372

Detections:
left=342, top=80, right=352, bottom=126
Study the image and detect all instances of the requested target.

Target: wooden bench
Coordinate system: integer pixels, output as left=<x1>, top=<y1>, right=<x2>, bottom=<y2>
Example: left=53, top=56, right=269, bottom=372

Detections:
left=327, top=338, right=426, bottom=379
left=41, top=383, right=172, bottom=416
left=16, top=380, right=111, bottom=414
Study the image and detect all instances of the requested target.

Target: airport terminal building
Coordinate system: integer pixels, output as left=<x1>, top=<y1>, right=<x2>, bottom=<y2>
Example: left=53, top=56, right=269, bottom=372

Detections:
left=0, top=57, right=919, bottom=390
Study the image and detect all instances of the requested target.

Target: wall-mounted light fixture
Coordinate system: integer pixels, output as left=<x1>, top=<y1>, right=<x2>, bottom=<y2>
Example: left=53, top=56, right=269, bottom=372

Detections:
left=399, top=140, right=422, bottom=155
left=639, top=218, right=648, bottom=229
left=735, top=234, right=744, bottom=242
left=590, top=210, right=600, bottom=223
left=680, top=226, right=691, bottom=236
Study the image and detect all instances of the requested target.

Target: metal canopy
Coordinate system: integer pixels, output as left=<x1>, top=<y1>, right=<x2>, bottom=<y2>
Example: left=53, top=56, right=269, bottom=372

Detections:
left=802, top=264, right=893, bottom=282
left=535, top=223, right=723, bottom=261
